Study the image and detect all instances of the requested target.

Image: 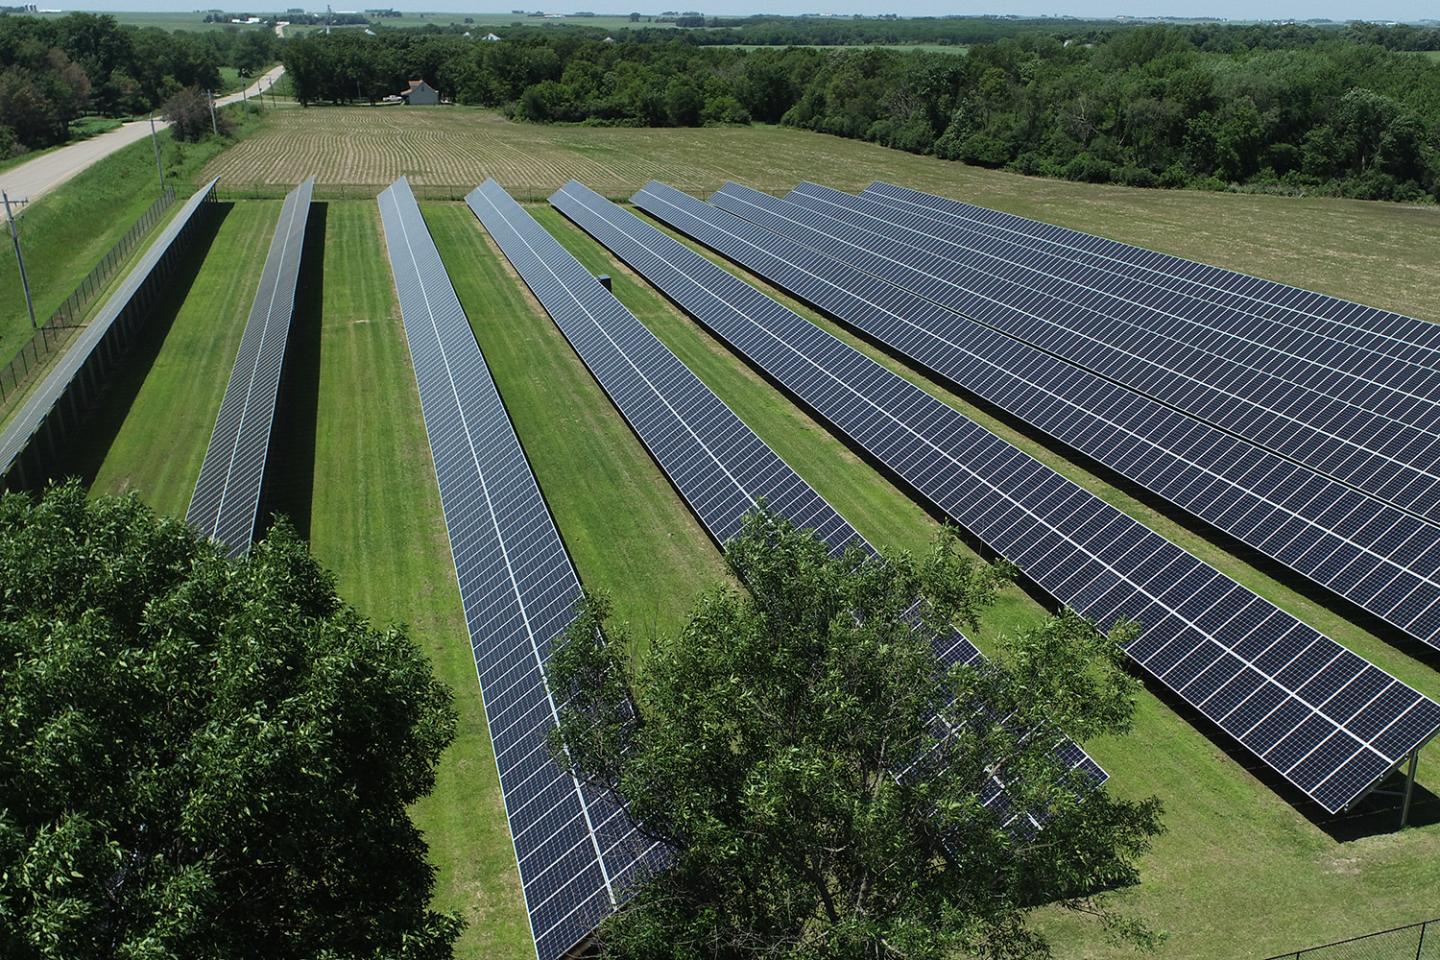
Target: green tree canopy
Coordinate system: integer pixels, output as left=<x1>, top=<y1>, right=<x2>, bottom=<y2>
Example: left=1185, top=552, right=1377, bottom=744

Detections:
left=0, top=484, right=461, bottom=960
left=549, top=512, right=1164, bottom=960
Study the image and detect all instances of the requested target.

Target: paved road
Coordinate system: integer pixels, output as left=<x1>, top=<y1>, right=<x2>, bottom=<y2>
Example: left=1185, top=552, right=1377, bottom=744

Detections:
left=0, top=64, right=286, bottom=207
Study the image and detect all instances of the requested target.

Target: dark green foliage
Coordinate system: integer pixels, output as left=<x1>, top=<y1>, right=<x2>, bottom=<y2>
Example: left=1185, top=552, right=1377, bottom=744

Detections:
left=0, top=484, right=461, bottom=960
left=0, top=12, right=278, bottom=153
left=549, top=512, right=1164, bottom=960
left=282, top=25, right=1440, bottom=201
left=162, top=85, right=231, bottom=141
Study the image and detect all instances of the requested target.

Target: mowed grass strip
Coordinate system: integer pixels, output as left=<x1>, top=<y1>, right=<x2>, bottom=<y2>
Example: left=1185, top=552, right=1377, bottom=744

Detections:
left=528, top=204, right=1440, bottom=960
left=202, top=106, right=1440, bottom=322
left=261, top=201, right=533, bottom=960
left=75, top=201, right=276, bottom=514
left=422, top=202, right=730, bottom=651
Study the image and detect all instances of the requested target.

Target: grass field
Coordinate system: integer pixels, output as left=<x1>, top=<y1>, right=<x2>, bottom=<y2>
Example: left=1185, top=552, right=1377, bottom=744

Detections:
left=44, top=103, right=1440, bottom=959
left=202, top=107, right=1440, bottom=324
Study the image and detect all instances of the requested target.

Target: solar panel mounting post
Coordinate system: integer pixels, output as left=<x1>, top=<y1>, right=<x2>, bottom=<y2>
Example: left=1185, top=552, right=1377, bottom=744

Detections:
left=1401, top=749, right=1418, bottom=829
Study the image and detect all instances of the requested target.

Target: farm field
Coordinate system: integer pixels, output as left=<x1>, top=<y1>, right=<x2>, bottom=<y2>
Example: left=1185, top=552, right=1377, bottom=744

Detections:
left=202, top=107, right=1440, bottom=324
left=27, top=105, right=1440, bottom=960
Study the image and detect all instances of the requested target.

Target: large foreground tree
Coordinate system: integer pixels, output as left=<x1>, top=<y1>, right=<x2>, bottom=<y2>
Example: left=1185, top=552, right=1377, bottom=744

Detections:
left=0, top=484, right=461, bottom=960
left=550, top=513, right=1164, bottom=960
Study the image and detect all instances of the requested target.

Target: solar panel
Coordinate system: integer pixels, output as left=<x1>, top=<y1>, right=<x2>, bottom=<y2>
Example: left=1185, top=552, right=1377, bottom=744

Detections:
left=473, top=179, right=1107, bottom=838
left=1, top=179, right=220, bottom=490
left=560, top=179, right=1440, bottom=815
left=862, top=181, right=1440, bottom=371
left=377, top=178, right=659, bottom=960
left=768, top=183, right=1440, bottom=527
left=703, top=181, right=1440, bottom=651
left=186, top=177, right=314, bottom=557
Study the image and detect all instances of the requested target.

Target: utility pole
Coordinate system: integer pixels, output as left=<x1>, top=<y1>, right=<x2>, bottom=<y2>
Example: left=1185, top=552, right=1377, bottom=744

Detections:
left=207, top=88, right=218, bottom=136
left=3, top=191, right=38, bottom=330
left=148, top=114, right=165, bottom=195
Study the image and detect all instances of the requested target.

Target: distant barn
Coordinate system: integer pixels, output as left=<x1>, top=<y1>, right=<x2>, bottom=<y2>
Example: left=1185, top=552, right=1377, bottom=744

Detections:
left=400, top=79, right=439, bottom=106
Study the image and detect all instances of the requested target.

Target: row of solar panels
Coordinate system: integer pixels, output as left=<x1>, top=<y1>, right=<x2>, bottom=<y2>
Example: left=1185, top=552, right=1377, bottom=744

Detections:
left=554, top=180, right=1440, bottom=821
left=699, top=182, right=1440, bottom=652
left=187, top=177, right=315, bottom=556
left=848, top=182, right=1440, bottom=528
left=384, top=177, right=1115, bottom=960
left=376, top=177, right=1437, bottom=960
left=0, top=179, right=220, bottom=489
left=466, top=177, right=1104, bottom=841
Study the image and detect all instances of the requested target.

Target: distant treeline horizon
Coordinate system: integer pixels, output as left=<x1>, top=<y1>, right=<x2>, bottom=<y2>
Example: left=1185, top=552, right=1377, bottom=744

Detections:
left=281, top=20, right=1440, bottom=202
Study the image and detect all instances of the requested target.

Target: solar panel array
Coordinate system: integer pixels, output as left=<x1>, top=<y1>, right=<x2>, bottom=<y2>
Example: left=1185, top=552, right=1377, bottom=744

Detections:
left=472, top=179, right=1105, bottom=837
left=700, top=182, right=1440, bottom=651
left=187, top=177, right=314, bottom=557
left=557, top=179, right=1440, bottom=814
left=0, top=178, right=220, bottom=488
left=759, top=183, right=1440, bottom=526
left=865, top=181, right=1440, bottom=372
left=377, top=178, right=659, bottom=960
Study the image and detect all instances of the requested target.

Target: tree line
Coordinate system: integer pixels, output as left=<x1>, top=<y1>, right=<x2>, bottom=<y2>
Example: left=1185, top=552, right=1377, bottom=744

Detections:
left=284, top=25, right=1440, bottom=201
left=0, top=13, right=278, bottom=157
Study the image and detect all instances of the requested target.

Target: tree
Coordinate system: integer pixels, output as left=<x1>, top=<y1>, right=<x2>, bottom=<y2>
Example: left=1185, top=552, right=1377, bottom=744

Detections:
left=0, top=484, right=462, bottom=960
left=162, top=85, right=231, bottom=141
left=549, top=512, right=1164, bottom=960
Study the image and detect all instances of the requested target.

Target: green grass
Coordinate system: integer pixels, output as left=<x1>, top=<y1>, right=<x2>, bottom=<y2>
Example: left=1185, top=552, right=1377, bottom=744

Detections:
left=0, top=111, right=263, bottom=375
left=261, top=202, right=533, bottom=960
left=76, top=201, right=277, bottom=510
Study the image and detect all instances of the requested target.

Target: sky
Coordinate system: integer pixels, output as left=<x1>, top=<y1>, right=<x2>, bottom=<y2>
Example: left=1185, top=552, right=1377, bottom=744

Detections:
left=45, top=0, right=1439, bottom=25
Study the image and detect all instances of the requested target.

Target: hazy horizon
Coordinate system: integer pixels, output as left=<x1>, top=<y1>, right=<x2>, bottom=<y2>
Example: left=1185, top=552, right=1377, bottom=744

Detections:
left=28, top=1, right=1439, bottom=26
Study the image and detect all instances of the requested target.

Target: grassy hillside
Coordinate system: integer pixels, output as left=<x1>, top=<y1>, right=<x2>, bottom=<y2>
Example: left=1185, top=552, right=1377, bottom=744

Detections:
left=203, top=107, right=1440, bottom=324
left=0, top=111, right=262, bottom=376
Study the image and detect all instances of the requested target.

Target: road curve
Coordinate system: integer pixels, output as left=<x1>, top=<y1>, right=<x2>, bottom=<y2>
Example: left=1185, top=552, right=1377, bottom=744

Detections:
left=0, top=64, right=285, bottom=206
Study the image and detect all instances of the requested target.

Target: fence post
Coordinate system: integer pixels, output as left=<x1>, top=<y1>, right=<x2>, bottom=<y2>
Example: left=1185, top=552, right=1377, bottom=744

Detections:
left=1417, top=920, right=1427, bottom=960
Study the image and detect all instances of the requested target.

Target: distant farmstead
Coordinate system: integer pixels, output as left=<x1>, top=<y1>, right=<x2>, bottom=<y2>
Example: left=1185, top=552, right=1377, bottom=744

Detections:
left=400, top=79, right=440, bottom=106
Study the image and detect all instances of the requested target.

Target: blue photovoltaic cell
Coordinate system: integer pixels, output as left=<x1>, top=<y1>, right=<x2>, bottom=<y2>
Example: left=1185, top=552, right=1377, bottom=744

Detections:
left=702, top=181, right=1440, bottom=651
left=378, top=178, right=660, bottom=960
left=558, top=179, right=1440, bottom=815
left=472, top=179, right=1106, bottom=838
left=187, top=177, right=314, bottom=557
left=862, top=181, right=1440, bottom=377
left=778, top=183, right=1440, bottom=526
left=0, top=179, right=219, bottom=483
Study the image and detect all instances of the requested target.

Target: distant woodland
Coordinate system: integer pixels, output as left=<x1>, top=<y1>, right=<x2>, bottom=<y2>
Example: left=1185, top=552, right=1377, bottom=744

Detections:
left=0, top=14, right=277, bottom=155
left=283, top=21, right=1440, bottom=202
left=3, top=10, right=1438, bottom=202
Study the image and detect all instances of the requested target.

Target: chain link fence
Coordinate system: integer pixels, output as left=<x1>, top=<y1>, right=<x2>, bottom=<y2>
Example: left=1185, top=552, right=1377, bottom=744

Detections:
left=0, top=187, right=177, bottom=409
left=1266, top=918, right=1437, bottom=960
